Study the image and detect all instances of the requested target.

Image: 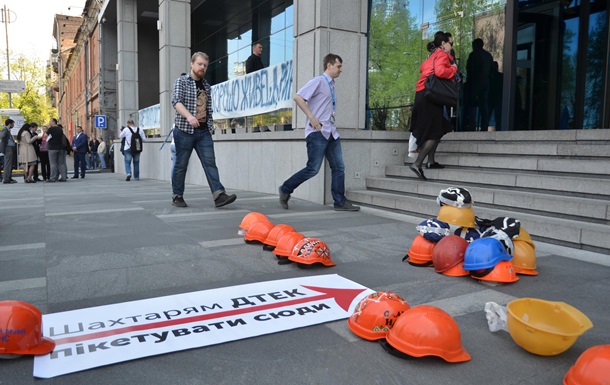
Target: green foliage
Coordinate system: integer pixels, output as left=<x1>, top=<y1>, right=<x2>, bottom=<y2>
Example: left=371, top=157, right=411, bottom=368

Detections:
left=0, top=52, right=56, bottom=124
left=368, top=4, right=421, bottom=130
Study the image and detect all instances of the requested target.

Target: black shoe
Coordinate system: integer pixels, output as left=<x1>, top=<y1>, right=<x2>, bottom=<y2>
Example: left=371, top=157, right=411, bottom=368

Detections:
left=35, top=178, right=42, bottom=181
left=427, top=162, right=445, bottom=169
left=172, top=195, right=187, bottom=207
left=334, top=201, right=361, bottom=211
left=278, top=186, right=290, bottom=209
left=409, top=164, right=427, bottom=181
left=126, top=175, right=131, bottom=181
left=71, top=176, right=79, bottom=179
left=215, top=192, right=237, bottom=208
left=57, top=178, right=67, bottom=182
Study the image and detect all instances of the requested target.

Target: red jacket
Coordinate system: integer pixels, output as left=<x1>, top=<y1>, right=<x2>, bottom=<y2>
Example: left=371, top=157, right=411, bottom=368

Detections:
left=415, top=49, right=457, bottom=92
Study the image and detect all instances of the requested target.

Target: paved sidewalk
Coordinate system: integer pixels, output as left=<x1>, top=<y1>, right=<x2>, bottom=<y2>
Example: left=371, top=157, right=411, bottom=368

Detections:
left=1, top=174, right=608, bottom=384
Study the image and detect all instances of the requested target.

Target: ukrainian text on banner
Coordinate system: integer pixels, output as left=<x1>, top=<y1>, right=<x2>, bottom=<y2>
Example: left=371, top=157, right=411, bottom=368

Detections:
left=33, top=274, right=372, bottom=378
left=211, top=60, right=293, bottom=119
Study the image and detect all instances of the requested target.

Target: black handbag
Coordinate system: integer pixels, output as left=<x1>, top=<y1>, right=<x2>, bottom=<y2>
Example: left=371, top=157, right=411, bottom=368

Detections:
left=424, top=56, right=458, bottom=107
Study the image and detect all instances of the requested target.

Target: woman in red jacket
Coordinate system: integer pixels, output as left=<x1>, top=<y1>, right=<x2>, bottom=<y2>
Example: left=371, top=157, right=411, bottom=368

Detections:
left=409, top=31, right=457, bottom=180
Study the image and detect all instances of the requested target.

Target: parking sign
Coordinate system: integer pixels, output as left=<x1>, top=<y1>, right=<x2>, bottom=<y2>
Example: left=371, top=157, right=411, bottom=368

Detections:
left=95, top=115, right=107, bottom=129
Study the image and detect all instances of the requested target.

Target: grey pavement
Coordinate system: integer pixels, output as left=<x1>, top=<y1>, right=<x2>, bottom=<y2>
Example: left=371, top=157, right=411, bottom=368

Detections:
left=0, top=173, right=609, bottom=384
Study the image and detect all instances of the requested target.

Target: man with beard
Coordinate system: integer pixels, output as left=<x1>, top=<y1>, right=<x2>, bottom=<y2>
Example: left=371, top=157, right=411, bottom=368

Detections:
left=170, top=52, right=236, bottom=208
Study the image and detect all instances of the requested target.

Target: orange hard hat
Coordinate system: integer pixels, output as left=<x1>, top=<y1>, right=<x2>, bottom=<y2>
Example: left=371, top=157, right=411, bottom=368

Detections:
left=385, top=305, right=471, bottom=363
left=564, top=345, right=610, bottom=385
left=0, top=301, right=56, bottom=356
left=288, top=237, right=335, bottom=267
left=404, top=235, right=435, bottom=267
left=470, top=261, right=519, bottom=283
left=244, top=221, right=275, bottom=244
left=432, top=235, right=469, bottom=273
left=512, top=240, right=539, bottom=276
left=239, top=212, right=271, bottom=231
left=347, top=292, right=411, bottom=341
left=441, top=261, right=470, bottom=277
left=274, top=232, right=306, bottom=259
left=263, top=224, right=296, bottom=250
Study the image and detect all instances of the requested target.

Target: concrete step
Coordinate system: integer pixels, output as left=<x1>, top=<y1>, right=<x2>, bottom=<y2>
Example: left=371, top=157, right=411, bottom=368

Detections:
left=346, top=189, right=610, bottom=253
left=434, top=141, right=610, bottom=158
left=385, top=165, right=610, bottom=198
left=412, top=154, right=610, bottom=177
left=364, top=177, right=610, bottom=223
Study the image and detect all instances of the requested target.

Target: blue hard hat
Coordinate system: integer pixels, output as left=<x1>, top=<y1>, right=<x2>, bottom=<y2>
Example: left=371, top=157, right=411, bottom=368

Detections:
left=463, top=237, right=512, bottom=271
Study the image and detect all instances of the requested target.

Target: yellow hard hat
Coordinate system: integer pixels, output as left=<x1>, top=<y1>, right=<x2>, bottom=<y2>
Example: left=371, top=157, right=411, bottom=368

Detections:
left=514, top=227, right=535, bottom=249
left=437, top=205, right=476, bottom=228
left=506, top=298, right=593, bottom=356
left=512, top=240, right=538, bottom=276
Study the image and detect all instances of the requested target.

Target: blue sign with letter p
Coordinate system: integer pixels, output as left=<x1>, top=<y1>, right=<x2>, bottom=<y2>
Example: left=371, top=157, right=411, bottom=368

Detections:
left=95, top=115, right=107, bottom=129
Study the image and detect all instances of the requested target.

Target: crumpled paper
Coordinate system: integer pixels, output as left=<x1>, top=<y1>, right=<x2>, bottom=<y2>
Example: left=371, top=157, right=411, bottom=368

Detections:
left=484, top=302, right=508, bottom=332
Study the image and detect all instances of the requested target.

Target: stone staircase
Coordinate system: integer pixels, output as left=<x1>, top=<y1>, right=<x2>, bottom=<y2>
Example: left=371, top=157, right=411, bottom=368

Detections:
left=347, top=129, right=610, bottom=254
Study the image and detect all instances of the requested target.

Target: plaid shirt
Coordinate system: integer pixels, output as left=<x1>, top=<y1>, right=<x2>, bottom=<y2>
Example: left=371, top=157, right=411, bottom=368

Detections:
left=172, top=73, right=214, bottom=134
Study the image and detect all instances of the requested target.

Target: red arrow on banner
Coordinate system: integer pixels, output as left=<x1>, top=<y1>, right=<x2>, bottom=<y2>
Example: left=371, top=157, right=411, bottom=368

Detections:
left=52, top=285, right=367, bottom=346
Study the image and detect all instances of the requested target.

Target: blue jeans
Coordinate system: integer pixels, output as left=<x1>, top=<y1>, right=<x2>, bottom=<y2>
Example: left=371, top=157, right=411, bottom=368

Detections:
left=124, top=148, right=140, bottom=179
left=98, top=152, right=107, bottom=169
left=281, top=132, right=346, bottom=207
left=172, top=128, right=224, bottom=197
left=91, top=151, right=99, bottom=169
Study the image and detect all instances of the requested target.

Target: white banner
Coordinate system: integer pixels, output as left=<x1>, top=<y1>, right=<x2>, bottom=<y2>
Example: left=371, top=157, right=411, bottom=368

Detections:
left=211, top=60, right=294, bottom=119
left=33, top=274, right=372, bottom=378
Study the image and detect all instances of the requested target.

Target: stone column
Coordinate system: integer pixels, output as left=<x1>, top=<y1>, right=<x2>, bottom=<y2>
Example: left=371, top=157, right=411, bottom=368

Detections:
left=159, top=0, right=192, bottom=135
left=117, top=0, right=139, bottom=126
left=292, top=0, right=369, bottom=129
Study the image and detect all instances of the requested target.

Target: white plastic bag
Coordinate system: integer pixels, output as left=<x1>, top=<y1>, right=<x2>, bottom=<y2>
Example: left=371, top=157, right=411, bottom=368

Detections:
left=484, top=302, right=508, bottom=333
left=408, top=133, right=418, bottom=159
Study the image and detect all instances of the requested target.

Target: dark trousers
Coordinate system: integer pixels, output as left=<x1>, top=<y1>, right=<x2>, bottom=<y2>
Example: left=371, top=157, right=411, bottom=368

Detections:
left=40, top=151, right=50, bottom=180
left=74, top=152, right=87, bottom=177
left=2, top=146, right=15, bottom=181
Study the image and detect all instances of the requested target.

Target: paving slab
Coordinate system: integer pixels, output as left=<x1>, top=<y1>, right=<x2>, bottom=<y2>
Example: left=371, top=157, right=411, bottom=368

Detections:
left=0, top=173, right=608, bottom=385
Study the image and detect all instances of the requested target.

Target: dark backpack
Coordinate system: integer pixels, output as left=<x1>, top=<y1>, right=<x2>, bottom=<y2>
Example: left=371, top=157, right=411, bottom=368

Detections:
left=128, top=127, right=143, bottom=154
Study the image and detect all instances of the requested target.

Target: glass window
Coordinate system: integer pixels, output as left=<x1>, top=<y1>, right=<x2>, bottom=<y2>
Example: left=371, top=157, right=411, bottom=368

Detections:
left=559, top=17, right=579, bottom=129
left=583, top=10, right=607, bottom=129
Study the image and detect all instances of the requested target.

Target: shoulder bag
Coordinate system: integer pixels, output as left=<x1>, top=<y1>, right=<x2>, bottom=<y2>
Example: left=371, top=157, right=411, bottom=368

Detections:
left=424, top=55, right=458, bottom=108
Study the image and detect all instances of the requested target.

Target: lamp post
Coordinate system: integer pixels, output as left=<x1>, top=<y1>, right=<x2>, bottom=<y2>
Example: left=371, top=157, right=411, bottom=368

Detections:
left=1, top=5, right=16, bottom=108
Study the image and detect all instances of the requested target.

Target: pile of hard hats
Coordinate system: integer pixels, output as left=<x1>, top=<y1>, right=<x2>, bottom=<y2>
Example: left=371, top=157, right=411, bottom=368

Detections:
left=404, top=187, right=539, bottom=283
left=0, top=301, right=56, bottom=359
left=239, top=212, right=335, bottom=267
left=347, top=291, right=471, bottom=363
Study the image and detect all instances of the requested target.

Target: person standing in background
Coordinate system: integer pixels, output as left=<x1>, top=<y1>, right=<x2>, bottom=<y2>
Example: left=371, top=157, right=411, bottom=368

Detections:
left=38, top=126, right=50, bottom=181
left=97, top=137, right=107, bottom=169
left=245, top=42, right=264, bottom=74
left=0, top=119, right=17, bottom=184
left=71, top=125, right=89, bottom=179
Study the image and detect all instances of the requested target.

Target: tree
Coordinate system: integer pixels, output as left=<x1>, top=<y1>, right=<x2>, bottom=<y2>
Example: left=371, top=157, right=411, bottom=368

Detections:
left=368, top=2, right=421, bottom=130
left=0, top=52, right=56, bottom=124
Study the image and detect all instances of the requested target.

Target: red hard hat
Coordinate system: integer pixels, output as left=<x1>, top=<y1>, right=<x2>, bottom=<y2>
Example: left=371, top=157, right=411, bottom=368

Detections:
left=432, top=235, right=469, bottom=273
left=0, top=301, right=56, bottom=356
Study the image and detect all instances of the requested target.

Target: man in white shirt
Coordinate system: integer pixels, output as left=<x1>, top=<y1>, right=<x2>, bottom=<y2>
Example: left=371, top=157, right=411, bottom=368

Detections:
left=119, top=120, right=146, bottom=181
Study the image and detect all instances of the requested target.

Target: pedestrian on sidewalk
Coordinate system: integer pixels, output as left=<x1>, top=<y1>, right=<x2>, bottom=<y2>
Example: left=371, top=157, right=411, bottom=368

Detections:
left=278, top=53, right=359, bottom=211
left=170, top=51, right=236, bottom=208
left=47, top=118, right=69, bottom=182
left=71, top=125, right=89, bottom=179
left=0, top=119, right=18, bottom=184
left=119, top=120, right=146, bottom=181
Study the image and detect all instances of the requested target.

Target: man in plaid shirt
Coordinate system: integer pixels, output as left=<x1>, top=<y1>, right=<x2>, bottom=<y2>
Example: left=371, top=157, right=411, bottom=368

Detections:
left=171, top=52, right=237, bottom=208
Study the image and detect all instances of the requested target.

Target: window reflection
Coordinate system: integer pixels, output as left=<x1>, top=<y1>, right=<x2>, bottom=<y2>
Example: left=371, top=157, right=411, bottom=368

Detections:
left=584, top=10, right=607, bottom=129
